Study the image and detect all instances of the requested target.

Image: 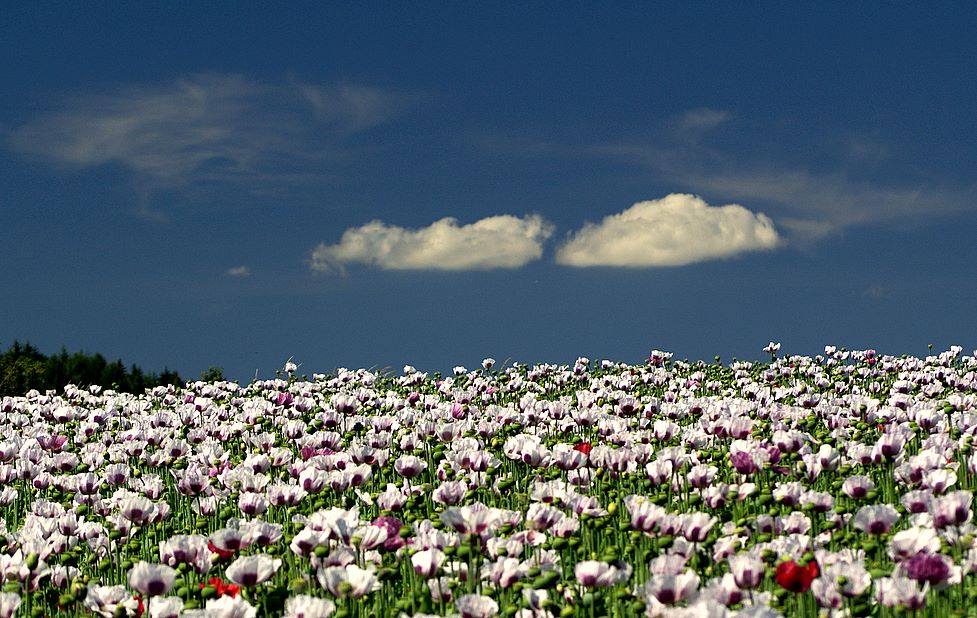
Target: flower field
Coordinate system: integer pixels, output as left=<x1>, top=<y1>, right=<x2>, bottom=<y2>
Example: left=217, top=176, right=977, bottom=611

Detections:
left=2, top=345, right=977, bottom=618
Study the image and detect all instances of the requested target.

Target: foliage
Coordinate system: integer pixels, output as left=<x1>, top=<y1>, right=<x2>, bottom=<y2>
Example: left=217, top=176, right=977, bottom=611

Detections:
left=0, top=340, right=182, bottom=395
left=2, top=345, right=977, bottom=618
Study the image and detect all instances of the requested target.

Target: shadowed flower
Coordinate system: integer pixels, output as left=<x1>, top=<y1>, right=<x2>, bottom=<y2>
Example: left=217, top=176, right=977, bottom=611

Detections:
left=903, top=552, right=952, bottom=586
left=0, top=593, right=20, bottom=618
left=730, top=451, right=760, bottom=475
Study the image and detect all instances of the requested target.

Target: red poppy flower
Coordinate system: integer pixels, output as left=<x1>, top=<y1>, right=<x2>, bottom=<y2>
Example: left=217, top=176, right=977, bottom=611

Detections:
left=775, top=560, right=819, bottom=592
left=573, top=442, right=593, bottom=456
left=207, top=540, right=236, bottom=560
left=199, top=576, right=240, bottom=598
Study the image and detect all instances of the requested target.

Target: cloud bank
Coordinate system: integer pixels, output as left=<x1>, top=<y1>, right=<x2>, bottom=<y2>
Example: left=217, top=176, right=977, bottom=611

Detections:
left=310, top=215, right=554, bottom=273
left=556, top=194, right=780, bottom=267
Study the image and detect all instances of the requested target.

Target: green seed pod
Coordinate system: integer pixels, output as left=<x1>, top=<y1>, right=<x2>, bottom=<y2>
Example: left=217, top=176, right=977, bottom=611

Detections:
left=599, top=549, right=619, bottom=562
left=201, top=586, right=218, bottom=600
left=532, top=570, right=561, bottom=589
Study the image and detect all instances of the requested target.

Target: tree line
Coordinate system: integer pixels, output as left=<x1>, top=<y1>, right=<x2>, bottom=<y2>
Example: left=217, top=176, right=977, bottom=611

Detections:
left=0, top=341, right=183, bottom=396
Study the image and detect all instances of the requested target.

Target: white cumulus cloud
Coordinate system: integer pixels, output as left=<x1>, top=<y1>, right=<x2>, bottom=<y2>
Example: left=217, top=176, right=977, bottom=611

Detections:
left=310, top=215, right=554, bottom=273
left=555, top=194, right=781, bottom=267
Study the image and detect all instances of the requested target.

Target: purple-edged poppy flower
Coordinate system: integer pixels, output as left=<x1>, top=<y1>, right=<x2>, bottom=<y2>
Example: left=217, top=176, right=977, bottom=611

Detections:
left=903, top=552, right=952, bottom=586
left=370, top=515, right=405, bottom=551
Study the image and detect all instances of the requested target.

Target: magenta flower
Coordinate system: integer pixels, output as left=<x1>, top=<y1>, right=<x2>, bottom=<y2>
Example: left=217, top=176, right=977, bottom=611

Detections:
left=370, top=516, right=405, bottom=551
left=730, top=451, right=759, bottom=474
left=903, top=552, right=952, bottom=586
left=36, top=435, right=69, bottom=452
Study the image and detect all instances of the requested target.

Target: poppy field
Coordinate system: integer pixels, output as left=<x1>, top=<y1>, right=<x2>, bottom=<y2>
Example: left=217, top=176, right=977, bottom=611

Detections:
left=2, top=344, right=977, bottom=617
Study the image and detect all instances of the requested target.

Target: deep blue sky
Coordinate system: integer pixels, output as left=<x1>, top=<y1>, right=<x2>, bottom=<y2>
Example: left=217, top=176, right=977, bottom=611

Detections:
left=2, top=4, right=976, bottom=381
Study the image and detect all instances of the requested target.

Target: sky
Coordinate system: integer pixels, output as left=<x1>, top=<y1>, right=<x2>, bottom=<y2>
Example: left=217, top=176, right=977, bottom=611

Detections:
left=2, top=4, right=976, bottom=382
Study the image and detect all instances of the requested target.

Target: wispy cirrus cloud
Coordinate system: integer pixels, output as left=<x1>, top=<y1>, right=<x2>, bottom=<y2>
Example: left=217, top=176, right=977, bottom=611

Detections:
left=595, top=131, right=976, bottom=242
left=225, top=266, right=252, bottom=277
left=675, top=107, right=730, bottom=132
left=475, top=107, right=974, bottom=243
left=6, top=73, right=410, bottom=219
left=556, top=194, right=781, bottom=267
left=310, top=215, right=554, bottom=273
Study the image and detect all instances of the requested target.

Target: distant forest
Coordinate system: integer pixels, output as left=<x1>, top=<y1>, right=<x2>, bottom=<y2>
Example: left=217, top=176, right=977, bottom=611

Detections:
left=0, top=341, right=183, bottom=396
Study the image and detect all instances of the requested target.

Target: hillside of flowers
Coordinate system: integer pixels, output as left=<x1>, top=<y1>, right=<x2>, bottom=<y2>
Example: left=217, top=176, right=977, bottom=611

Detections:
left=2, top=344, right=977, bottom=618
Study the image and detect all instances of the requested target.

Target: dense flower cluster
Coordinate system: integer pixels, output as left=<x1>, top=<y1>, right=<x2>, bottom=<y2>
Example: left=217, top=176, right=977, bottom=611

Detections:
left=1, top=345, right=977, bottom=617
